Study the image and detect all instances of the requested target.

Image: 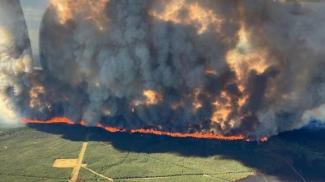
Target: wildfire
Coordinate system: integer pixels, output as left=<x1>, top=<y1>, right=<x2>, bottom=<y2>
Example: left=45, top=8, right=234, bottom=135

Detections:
left=211, top=91, right=235, bottom=130
left=259, top=136, right=269, bottom=142
left=226, top=21, right=269, bottom=81
left=192, top=88, right=203, bottom=111
left=132, top=89, right=163, bottom=109
left=225, top=6, right=269, bottom=101
left=214, top=9, right=271, bottom=129
left=150, top=1, right=223, bottom=34
left=143, top=90, right=162, bottom=105
left=50, top=0, right=109, bottom=31
left=22, top=117, right=74, bottom=125
left=29, top=85, right=45, bottom=108
left=21, top=117, right=245, bottom=141
left=18, top=1, right=279, bottom=143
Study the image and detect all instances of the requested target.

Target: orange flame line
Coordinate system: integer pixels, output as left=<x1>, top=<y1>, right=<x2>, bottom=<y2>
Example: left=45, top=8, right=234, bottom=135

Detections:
left=21, top=117, right=248, bottom=141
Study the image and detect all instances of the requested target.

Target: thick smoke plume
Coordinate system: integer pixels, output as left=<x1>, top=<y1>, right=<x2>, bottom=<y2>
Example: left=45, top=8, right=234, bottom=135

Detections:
left=2, top=0, right=325, bottom=139
left=0, top=0, right=32, bottom=126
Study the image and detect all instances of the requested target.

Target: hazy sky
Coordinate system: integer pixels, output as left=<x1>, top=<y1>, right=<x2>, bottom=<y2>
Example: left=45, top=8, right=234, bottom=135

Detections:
left=21, top=0, right=49, bottom=64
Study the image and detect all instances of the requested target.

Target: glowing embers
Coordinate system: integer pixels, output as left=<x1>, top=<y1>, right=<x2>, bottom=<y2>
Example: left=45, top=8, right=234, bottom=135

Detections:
left=150, top=1, right=223, bottom=34
left=50, top=0, right=109, bottom=31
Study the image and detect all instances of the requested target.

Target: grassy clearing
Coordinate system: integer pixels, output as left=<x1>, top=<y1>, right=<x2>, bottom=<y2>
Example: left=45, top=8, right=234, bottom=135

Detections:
left=81, top=142, right=253, bottom=181
left=0, top=127, right=254, bottom=182
left=0, top=127, right=83, bottom=182
left=1, top=125, right=325, bottom=182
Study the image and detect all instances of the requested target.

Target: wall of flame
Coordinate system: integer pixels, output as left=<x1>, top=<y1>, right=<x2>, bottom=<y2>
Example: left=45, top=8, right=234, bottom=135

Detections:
left=1, top=0, right=325, bottom=141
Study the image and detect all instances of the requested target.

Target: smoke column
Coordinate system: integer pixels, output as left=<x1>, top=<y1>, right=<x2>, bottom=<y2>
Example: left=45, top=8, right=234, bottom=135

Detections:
left=3, top=0, right=325, bottom=139
left=0, top=0, right=32, bottom=126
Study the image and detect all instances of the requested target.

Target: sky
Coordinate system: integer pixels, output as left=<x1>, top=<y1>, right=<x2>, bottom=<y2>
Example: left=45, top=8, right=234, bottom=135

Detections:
left=21, top=0, right=49, bottom=65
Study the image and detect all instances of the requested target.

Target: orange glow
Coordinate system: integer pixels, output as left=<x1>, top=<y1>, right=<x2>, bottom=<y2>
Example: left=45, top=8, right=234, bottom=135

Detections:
left=150, top=1, right=223, bottom=34
left=238, top=94, right=249, bottom=108
left=50, top=0, right=109, bottom=31
left=129, top=128, right=245, bottom=141
left=132, top=89, right=162, bottom=109
left=21, top=117, right=74, bottom=125
left=143, top=90, right=162, bottom=105
left=192, top=101, right=202, bottom=110
left=50, top=0, right=72, bottom=24
left=220, top=11, right=269, bottom=127
left=226, top=22, right=269, bottom=80
left=21, top=117, right=245, bottom=141
left=259, top=136, right=268, bottom=142
left=192, top=88, right=203, bottom=111
left=211, top=91, right=233, bottom=128
left=205, top=68, right=218, bottom=76
left=29, top=85, right=45, bottom=108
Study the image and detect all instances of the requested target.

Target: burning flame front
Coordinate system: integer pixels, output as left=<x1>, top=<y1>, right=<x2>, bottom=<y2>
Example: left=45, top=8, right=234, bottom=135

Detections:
left=21, top=117, right=247, bottom=141
left=0, top=0, right=325, bottom=142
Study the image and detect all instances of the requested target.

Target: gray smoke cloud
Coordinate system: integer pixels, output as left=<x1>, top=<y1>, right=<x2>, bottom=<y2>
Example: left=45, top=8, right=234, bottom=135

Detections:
left=0, top=0, right=32, bottom=126
left=2, top=0, right=325, bottom=138
left=242, top=0, right=325, bottom=135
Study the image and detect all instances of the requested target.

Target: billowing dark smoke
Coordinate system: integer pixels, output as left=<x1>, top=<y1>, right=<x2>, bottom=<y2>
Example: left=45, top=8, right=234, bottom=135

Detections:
left=2, top=0, right=325, bottom=138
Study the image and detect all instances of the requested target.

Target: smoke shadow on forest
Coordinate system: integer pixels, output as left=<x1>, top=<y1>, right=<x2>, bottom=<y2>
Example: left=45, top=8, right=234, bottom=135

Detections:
left=28, top=123, right=325, bottom=181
